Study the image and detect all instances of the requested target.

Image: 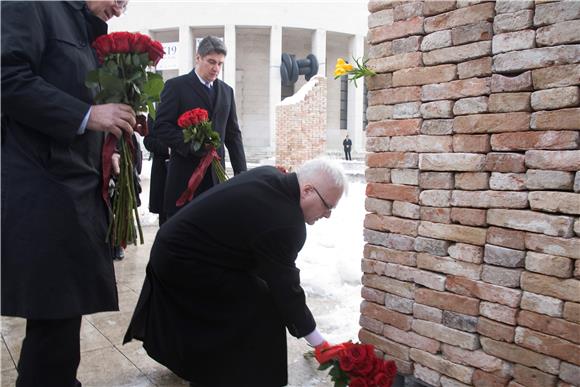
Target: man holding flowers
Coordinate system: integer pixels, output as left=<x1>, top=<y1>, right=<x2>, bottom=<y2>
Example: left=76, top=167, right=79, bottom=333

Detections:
left=1, top=1, right=133, bottom=386
left=153, top=35, right=247, bottom=219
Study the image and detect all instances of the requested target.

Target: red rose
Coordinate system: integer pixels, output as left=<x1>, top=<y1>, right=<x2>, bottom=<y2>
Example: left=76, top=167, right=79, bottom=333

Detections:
left=131, top=33, right=151, bottom=53
left=349, top=377, right=370, bottom=387
left=111, top=32, right=132, bottom=53
left=373, top=372, right=394, bottom=387
left=338, top=353, right=355, bottom=372
left=178, top=108, right=209, bottom=128
left=147, top=40, right=165, bottom=66
left=93, top=34, right=115, bottom=63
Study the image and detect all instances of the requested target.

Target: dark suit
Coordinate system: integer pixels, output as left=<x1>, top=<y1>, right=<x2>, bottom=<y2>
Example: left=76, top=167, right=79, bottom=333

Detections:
left=1, top=2, right=115, bottom=385
left=124, top=166, right=316, bottom=386
left=154, top=70, right=247, bottom=218
left=143, top=118, right=169, bottom=225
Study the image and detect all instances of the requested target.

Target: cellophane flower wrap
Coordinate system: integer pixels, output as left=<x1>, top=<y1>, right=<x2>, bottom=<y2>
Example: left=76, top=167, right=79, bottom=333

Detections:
left=85, top=31, right=165, bottom=249
left=334, top=57, right=376, bottom=87
left=315, top=342, right=397, bottom=387
left=175, top=108, right=228, bottom=206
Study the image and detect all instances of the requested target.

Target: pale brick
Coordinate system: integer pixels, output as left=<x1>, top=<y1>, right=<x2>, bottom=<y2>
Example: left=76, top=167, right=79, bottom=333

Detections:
left=365, top=197, right=392, bottom=215
left=525, top=170, right=574, bottom=190
left=576, top=171, right=580, bottom=192
left=489, top=172, right=526, bottom=191
left=414, top=303, right=443, bottom=323
left=421, top=119, right=454, bottom=135
left=392, top=201, right=421, bottom=220
left=532, top=107, right=580, bottom=130
left=413, top=320, right=480, bottom=350
left=416, top=287, right=480, bottom=316
left=515, top=327, right=580, bottom=366
left=480, top=337, right=561, bottom=374
left=451, top=190, right=528, bottom=209
left=415, top=236, right=451, bottom=257
left=453, top=97, right=489, bottom=116
left=442, top=344, right=505, bottom=373
left=484, top=244, right=525, bottom=268
left=362, top=286, right=385, bottom=304
left=364, top=243, right=417, bottom=266
left=424, top=2, right=495, bottom=33
left=421, top=207, right=451, bottom=224
left=368, top=0, right=395, bottom=13
left=481, top=264, right=523, bottom=288
left=530, top=191, right=580, bottom=216
left=452, top=21, right=493, bottom=45
left=420, top=189, right=451, bottom=207
left=455, top=172, right=490, bottom=190
left=480, top=301, right=518, bottom=325
left=453, top=134, right=491, bottom=153
left=419, top=172, right=454, bottom=189
left=518, top=310, right=580, bottom=344
left=491, top=71, right=533, bottom=92
left=441, top=376, right=469, bottom=387
left=520, top=291, right=564, bottom=317
left=359, top=329, right=410, bottom=361
left=359, top=315, right=383, bottom=334
left=487, top=209, right=575, bottom=238
left=485, top=152, right=526, bottom=173
left=420, top=100, right=454, bottom=119
left=526, top=150, right=580, bottom=172
left=367, top=105, right=394, bottom=122
left=513, top=364, right=558, bottom=387
left=534, top=1, right=580, bottom=27
left=537, top=20, right=580, bottom=48
left=393, top=102, right=422, bottom=119
left=488, top=92, right=531, bottom=113
left=454, top=112, right=530, bottom=134
left=525, top=233, right=580, bottom=260
left=492, top=130, right=579, bottom=151
left=390, top=168, right=419, bottom=185
left=368, top=8, right=394, bottom=29
left=421, top=30, right=452, bottom=52
left=389, top=136, right=418, bottom=153
left=478, top=317, right=515, bottom=343
left=361, top=300, right=412, bottom=331
left=367, top=73, right=393, bottom=90
left=419, top=153, right=486, bottom=172
left=386, top=262, right=447, bottom=291
left=575, top=220, right=580, bottom=238
left=446, top=275, right=522, bottom=307
left=494, top=10, right=534, bottom=33
left=521, top=272, right=580, bottom=303
left=366, top=168, right=391, bottom=183
left=418, top=252, right=483, bottom=280
left=442, top=310, right=478, bottom=332
left=560, top=362, right=580, bottom=385
left=367, top=118, right=422, bottom=137
left=368, top=17, right=425, bottom=44
left=532, top=64, right=580, bottom=90
left=364, top=213, right=384, bottom=232
left=414, top=363, right=441, bottom=386
left=367, top=182, right=420, bottom=203
left=473, top=369, right=511, bottom=387
left=394, top=1, right=423, bottom=21
left=411, top=349, right=475, bottom=384
left=487, top=226, right=526, bottom=250
left=423, top=41, right=492, bottom=66
left=495, top=0, right=534, bottom=14
left=384, top=292, right=414, bottom=314
left=364, top=229, right=416, bottom=251
left=367, top=151, right=418, bottom=168
left=383, top=324, right=441, bottom=354
left=370, top=51, right=424, bottom=74
left=423, top=0, right=456, bottom=17
left=457, top=56, right=492, bottom=79
left=383, top=215, right=420, bottom=237
left=450, top=207, right=487, bottom=227
left=494, top=45, right=580, bottom=73
left=493, top=29, right=536, bottom=55
left=531, top=86, right=580, bottom=111
left=419, top=220, right=487, bottom=245
left=422, top=77, right=491, bottom=101
left=363, top=273, right=417, bottom=299
left=393, top=64, right=457, bottom=87
left=448, top=243, right=484, bottom=264
left=564, top=302, right=580, bottom=324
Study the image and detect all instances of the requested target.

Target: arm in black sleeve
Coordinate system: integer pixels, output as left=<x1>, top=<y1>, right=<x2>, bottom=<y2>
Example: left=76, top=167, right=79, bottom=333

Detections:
left=223, top=88, right=247, bottom=175
left=153, top=80, right=192, bottom=157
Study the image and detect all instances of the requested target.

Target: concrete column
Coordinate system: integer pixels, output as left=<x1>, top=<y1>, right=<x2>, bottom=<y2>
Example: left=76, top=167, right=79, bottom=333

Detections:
left=269, top=25, right=282, bottom=152
left=312, top=29, right=326, bottom=77
left=224, top=24, right=236, bottom=91
left=347, top=34, right=365, bottom=155
left=178, top=25, right=194, bottom=75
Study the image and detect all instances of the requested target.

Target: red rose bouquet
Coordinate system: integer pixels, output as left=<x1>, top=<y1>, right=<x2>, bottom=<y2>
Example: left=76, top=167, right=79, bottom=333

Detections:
left=175, top=108, right=228, bottom=206
left=314, top=342, right=397, bottom=387
left=86, top=32, right=165, bottom=248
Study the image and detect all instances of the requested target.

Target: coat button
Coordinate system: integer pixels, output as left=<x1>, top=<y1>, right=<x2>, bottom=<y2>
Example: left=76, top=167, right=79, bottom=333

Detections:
left=80, top=42, right=87, bottom=47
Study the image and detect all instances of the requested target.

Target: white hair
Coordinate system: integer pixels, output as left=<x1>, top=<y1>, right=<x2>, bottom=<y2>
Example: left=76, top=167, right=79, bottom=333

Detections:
left=296, top=158, right=348, bottom=195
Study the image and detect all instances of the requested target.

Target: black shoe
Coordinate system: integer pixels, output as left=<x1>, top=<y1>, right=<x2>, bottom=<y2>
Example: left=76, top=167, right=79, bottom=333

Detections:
left=113, top=247, right=125, bottom=261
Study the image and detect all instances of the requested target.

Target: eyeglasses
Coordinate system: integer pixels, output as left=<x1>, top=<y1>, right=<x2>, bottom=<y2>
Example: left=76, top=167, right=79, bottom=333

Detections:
left=114, top=0, right=128, bottom=11
left=312, top=186, right=333, bottom=211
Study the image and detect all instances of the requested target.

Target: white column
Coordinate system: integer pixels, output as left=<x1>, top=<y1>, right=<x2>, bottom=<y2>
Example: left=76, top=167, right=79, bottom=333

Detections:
left=347, top=34, right=365, bottom=155
left=312, top=29, right=326, bottom=77
left=269, top=25, right=282, bottom=152
left=224, top=24, right=236, bottom=90
left=178, top=25, right=194, bottom=75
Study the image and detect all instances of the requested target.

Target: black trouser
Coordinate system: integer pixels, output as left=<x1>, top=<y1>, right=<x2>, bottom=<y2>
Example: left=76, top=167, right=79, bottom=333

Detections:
left=344, top=149, right=351, bottom=160
left=16, top=316, right=82, bottom=387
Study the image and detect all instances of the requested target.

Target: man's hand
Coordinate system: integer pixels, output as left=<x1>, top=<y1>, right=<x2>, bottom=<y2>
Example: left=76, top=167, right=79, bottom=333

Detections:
left=87, top=104, right=136, bottom=138
left=111, top=152, right=121, bottom=175
left=314, top=341, right=332, bottom=364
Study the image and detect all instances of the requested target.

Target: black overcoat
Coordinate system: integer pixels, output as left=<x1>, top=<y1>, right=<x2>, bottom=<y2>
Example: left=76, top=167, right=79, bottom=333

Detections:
left=143, top=118, right=169, bottom=215
left=124, top=166, right=316, bottom=386
left=154, top=71, right=247, bottom=218
left=1, top=1, right=118, bottom=319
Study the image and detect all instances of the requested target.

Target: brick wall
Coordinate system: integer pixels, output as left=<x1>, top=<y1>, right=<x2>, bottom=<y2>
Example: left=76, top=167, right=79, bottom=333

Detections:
left=275, top=75, right=327, bottom=168
left=361, top=1, right=579, bottom=386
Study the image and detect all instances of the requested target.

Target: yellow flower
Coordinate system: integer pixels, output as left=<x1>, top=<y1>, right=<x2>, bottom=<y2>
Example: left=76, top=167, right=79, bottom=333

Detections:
left=333, top=56, right=376, bottom=87
left=334, top=58, right=354, bottom=77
